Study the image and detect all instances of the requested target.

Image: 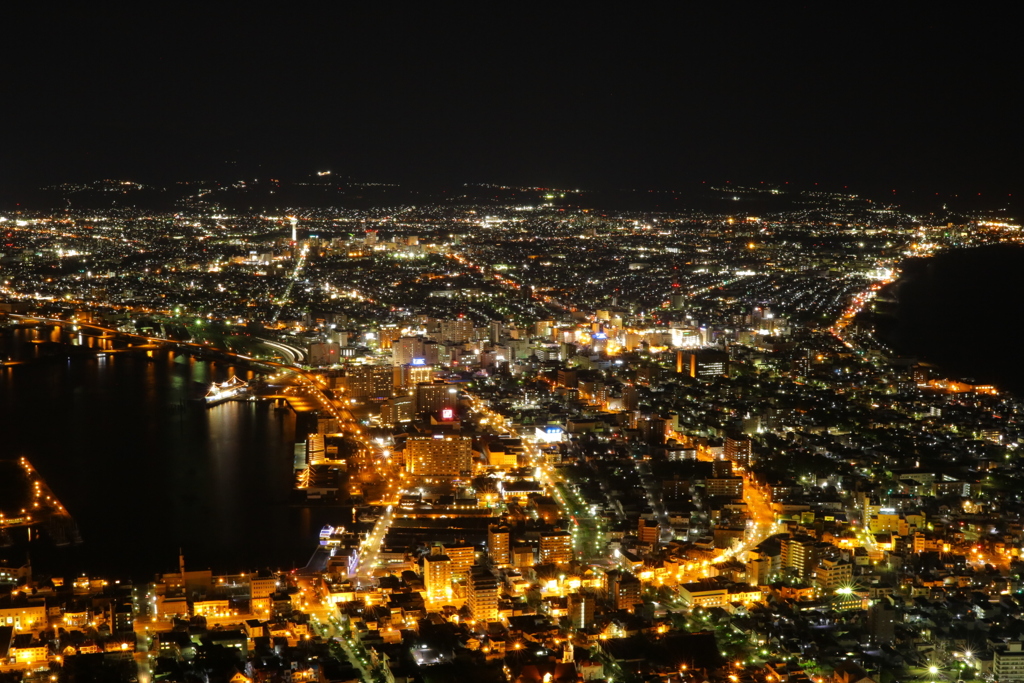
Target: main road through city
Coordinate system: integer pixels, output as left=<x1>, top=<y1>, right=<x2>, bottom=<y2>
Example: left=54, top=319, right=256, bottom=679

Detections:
left=465, top=392, right=607, bottom=561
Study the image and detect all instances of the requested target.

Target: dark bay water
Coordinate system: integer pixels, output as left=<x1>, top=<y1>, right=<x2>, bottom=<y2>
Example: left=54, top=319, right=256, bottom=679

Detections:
left=873, top=243, right=1024, bottom=396
left=0, top=325, right=342, bottom=580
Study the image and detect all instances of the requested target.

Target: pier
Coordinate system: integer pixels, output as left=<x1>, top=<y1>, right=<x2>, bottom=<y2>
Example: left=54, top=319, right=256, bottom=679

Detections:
left=0, top=457, right=81, bottom=545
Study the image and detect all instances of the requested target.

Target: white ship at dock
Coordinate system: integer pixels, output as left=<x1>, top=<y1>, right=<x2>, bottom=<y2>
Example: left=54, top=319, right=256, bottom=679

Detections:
left=204, top=375, right=249, bottom=406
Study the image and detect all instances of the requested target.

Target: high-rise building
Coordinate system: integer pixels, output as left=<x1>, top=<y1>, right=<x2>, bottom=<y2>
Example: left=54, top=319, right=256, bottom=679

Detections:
left=676, top=349, right=729, bottom=378
left=308, top=342, right=341, bottom=367
left=622, top=385, right=639, bottom=411
left=746, top=557, right=771, bottom=586
left=724, top=434, right=753, bottom=467
left=489, top=320, right=503, bottom=344
left=706, top=477, right=744, bottom=498
left=779, top=535, right=820, bottom=580
left=379, top=327, right=403, bottom=350
left=405, top=435, right=472, bottom=476
left=568, top=588, right=597, bottom=629
left=342, top=365, right=393, bottom=402
left=250, top=572, right=279, bottom=602
left=711, top=459, right=733, bottom=478
left=607, top=570, right=642, bottom=611
left=113, top=603, right=134, bottom=634
left=440, top=318, right=474, bottom=343
left=911, top=364, right=930, bottom=386
left=556, top=368, right=578, bottom=388
left=533, top=320, right=554, bottom=337
left=867, top=601, right=897, bottom=645
left=393, top=337, right=426, bottom=366
left=791, top=352, right=811, bottom=377
left=415, top=381, right=458, bottom=417
left=442, top=544, right=476, bottom=579
left=512, top=544, right=536, bottom=568
left=381, top=395, right=415, bottom=426
left=421, top=340, right=441, bottom=365
left=637, top=518, right=660, bottom=545
left=423, top=553, right=452, bottom=606
left=814, top=558, right=853, bottom=592
left=487, top=524, right=511, bottom=566
left=539, top=531, right=573, bottom=565
left=394, top=363, right=435, bottom=389
left=467, top=566, right=499, bottom=622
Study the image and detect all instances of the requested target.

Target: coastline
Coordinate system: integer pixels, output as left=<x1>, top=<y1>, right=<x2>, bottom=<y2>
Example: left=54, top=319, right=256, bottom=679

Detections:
left=870, top=243, right=1024, bottom=396
left=0, top=327, right=328, bottom=581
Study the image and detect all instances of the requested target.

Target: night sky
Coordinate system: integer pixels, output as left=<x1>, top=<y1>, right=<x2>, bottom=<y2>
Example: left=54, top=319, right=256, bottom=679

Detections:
left=5, top=7, right=1021, bottom=194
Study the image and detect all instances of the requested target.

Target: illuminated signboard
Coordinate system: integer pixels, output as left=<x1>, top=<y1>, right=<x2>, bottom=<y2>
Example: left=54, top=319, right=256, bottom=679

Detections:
left=441, top=408, right=455, bottom=420
left=411, top=358, right=426, bottom=366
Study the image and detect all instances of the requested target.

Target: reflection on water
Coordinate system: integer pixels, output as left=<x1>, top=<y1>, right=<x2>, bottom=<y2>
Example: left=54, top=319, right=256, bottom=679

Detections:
left=0, top=325, right=341, bottom=579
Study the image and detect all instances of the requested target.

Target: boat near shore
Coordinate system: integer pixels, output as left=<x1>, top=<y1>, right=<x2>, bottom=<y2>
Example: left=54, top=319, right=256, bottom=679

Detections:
left=203, top=375, right=249, bottom=406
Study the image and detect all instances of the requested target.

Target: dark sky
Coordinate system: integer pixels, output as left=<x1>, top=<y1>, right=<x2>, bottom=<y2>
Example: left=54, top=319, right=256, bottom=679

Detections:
left=4, top=6, right=1021, bottom=193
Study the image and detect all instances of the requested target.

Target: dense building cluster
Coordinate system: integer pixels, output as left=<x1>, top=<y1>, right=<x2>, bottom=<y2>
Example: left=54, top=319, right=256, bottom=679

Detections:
left=2, top=181, right=1024, bottom=683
